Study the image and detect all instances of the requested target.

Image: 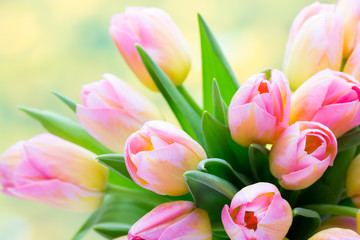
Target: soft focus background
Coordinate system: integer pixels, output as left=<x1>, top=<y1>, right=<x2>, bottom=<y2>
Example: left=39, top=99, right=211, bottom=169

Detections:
left=1, top=0, right=336, bottom=239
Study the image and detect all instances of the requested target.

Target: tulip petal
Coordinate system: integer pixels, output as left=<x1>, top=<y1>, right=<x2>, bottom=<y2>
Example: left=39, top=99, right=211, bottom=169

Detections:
left=77, top=106, right=142, bottom=153
left=257, top=193, right=292, bottom=240
left=312, top=101, right=360, bottom=137
left=131, top=142, right=200, bottom=195
left=280, top=155, right=331, bottom=190
left=129, top=201, right=195, bottom=239
left=229, top=103, right=277, bottom=146
left=159, top=209, right=212, bottom=240
left=7, top=179, right=103, bottom=212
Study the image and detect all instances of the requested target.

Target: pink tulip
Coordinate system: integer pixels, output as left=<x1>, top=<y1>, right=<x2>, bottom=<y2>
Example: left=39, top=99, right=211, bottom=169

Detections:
left=309, top=228, right=360, bottom=240
left=344, top=44, right=360, bottom=81
left=77, top=73, right=162, bottom=153
left=127, top=201, right=212, bottom=240
left=283, top=2, right=343, bottom=90
left=269, top=121, right=337, bottom=190
left=110, top=7, right=191, bottom=91
left=124, top=120, right=206, bottom=196
left=0, top=133, right=108, bottom=212
left=290, top=69, right=360, bottom=137
left=228, top=69, right=291, bottom=147
left=221, top=182, right=292, bottom=240
left=336, top=0, right=360, bottom=58
left=317, top=216, right=357, bottom=233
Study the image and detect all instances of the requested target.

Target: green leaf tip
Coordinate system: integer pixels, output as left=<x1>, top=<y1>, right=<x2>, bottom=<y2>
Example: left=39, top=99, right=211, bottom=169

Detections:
left=198, top=12, right=239, bottom=114
left=51, top=90, right=77, bottom=112
left=261, top=68, right=272, bottom=80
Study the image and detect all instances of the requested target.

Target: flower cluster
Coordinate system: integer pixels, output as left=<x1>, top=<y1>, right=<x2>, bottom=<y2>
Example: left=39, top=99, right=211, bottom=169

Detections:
left=2, top=0, right=360, bottom=239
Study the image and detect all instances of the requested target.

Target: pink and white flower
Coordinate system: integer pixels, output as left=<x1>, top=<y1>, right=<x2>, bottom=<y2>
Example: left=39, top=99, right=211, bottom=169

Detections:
left=124, top=120, right=207, bottom=196
left=0, top=133, right=108, bottom=212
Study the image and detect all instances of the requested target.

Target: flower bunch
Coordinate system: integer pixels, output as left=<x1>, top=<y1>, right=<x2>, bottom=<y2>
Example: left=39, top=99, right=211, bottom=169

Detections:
left=3, top=0, right=360, bottom=239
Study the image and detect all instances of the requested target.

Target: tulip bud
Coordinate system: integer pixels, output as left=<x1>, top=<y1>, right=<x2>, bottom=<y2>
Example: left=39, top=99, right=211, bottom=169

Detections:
left=127, top=201, right=212, bottom=240
left=269, top=121, right=337, bottom=190
left=124, top=120, right=206, bottom=196
left=344, top=44, right=360, bottom=81
left=222, top=182, right=292, bottom=240
left=228, top=69, right=291, bottom=147
left=336, top=0, right=360, bottom=58
left=110, top=7, right=191, bottom=91
left=283, top=2, right=343, bottom=90
left=77, top=73, right=162, bottom=153
left=0, top=133, right=108, bottom=212
left=290, top=69, right=360, bottom=137
left=316, top=216, right=357, bottom=233
left=346, top=153, right=360, bottom=208
left=309, top=228, right=360, bottom=240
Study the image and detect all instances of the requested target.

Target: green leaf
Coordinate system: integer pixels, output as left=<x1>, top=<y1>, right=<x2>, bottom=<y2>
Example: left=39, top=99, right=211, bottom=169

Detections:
left=18, top=106, right=111, bottom=155
left=51, top=90, right=77, bottom=112
left=197, top=158, right=252, bottom=188
left=184, top=170, right=237, bottom=222
left=286, top=208, right=321, bottom=240
left=201, top=111, right=250, bottom=173
left=338, top=129, right=360, bottom=152
left=248, top=144, right=276, bottom=183
left=97, top=154, right=131, bottom=181
left=198, top=13, right=239, bottom=114
left=212, top=79, right=228, bottom=125
left=136, top=45, right=203, bottom=145
left=212, top=222, right=230, bottom=240
left=297, top=147, right=356, bottom=205
left=72, top=184, right=167, bottom=240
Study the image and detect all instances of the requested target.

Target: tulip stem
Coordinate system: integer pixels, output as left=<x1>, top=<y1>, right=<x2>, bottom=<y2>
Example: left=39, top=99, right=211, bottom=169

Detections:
left=177, top=85, right=203, bottom=115
left=303, top=204, right=358, bottom=217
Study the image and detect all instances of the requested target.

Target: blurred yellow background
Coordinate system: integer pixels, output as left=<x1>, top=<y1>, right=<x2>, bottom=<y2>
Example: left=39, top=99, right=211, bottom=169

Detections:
left=0, top=0, right=336, bottom=239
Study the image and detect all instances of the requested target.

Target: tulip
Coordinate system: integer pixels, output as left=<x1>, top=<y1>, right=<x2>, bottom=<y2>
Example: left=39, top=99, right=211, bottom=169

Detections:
left=124, top=120, right=206, bottom=196
left=222, top=182, right=292, bottom=240
left=283, top=2, right=343, bottom=90
left=344, top=44, right=360, bottom=81
left=309, top=228, right=360, bottom=240
left=0, top=133, right=108, bottom=212
left=127, top=201, right=212, bottom=240
left=77, top=73, right=162, bottom=153
left=346, top=153, right=360, bottom=208
left=228, top=69, right=291, bottom=147
left=336, top=0, right=360, bottom=58
left=290, top=69, right=360, bottom=137
left=316, top=216, right=357, bottom=233
left=110, top=7, right=191, bottom=91
left=269, top=121, right=337, bottom=190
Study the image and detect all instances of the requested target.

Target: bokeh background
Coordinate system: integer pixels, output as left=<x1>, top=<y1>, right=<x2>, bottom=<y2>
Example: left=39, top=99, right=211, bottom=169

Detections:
left=1, top=0, right=336, bottom=239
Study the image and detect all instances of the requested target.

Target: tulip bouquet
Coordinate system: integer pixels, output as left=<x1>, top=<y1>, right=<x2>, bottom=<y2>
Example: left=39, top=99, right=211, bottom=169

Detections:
left=4, top=0, right=360, bottom=239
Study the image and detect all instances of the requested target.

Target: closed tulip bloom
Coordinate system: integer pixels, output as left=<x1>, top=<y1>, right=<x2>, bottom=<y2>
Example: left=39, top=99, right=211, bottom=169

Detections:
left=124, top=120, right=206, bottom=196
left=77, top=73, right=162, bottom=153
left=344, top=44, right=360, bottom=81
left=283, top=2, right=343, bottom=90
left=309, top=228, right=360, bottom=240
left=222, top=182, right=292, bottom=240
left=316, top=216, right=357, bottom=233
left=269, top=121, right=337, bottom=190
left=127, top=201, right=212, bottom=240
left=346, top=153, right=360, bottom=208
left=0, top=133, right=108, bottom=212
left=290, top=69, right=360, bottom=137
left=228, top=69, right=291, bottom=147
left=336, top=0, right=360, bottom=58
left=110, top=7, right=191, bottom=91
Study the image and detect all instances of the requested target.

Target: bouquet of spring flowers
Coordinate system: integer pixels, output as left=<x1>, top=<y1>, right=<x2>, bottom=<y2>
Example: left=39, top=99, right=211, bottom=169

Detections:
left=3, top=0, right=360, bottom=239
